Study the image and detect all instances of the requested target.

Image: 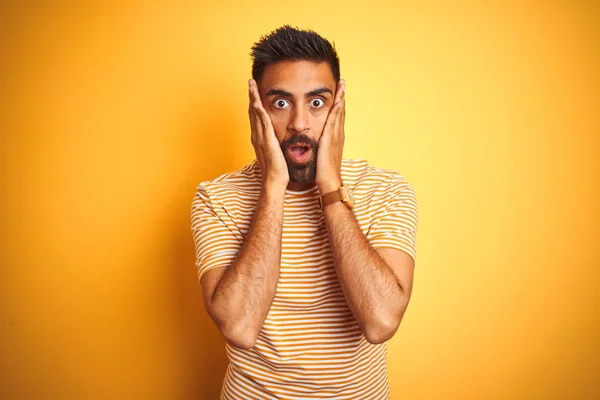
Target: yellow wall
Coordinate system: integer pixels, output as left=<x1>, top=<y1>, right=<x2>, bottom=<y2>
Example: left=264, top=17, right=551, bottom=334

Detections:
left=1, top=1, right=598, bottom=398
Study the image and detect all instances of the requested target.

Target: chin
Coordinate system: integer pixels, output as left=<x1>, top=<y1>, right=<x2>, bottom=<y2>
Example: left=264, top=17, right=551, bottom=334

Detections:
left=288, top=168, right=316, bottom=184
left=285, top=155, right=317, bottom=184
left=290, top=175, right=315, bottom=184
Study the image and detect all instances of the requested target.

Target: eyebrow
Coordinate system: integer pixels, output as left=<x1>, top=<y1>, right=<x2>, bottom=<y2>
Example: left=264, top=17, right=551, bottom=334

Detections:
left=265, top=87, right=333, bottom=98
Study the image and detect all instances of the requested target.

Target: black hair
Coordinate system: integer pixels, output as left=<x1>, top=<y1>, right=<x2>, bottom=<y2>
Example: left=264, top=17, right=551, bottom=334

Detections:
left=250, top=25, right=340, bottom=84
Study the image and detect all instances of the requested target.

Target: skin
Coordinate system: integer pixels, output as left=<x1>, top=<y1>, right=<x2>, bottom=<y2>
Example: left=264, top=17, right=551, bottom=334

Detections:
left=201, top=60, right=415, bottom=348
left=253, top=60, right=342, bottom=192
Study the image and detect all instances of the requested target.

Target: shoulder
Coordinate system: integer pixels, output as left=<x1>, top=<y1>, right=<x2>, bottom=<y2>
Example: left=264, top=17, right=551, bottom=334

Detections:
left=342, top=158, right=414, bottom=197
left=195, top=160, right=262, bottom=206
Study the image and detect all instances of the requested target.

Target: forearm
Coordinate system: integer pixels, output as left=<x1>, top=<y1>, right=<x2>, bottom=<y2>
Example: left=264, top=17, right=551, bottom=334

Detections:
left=211, top=184, right=285, bottom=347
left=323, top=201, right=407, bottom=344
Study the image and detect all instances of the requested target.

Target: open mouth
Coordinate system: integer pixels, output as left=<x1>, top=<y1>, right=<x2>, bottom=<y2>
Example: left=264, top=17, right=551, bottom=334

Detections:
left=288, top=144, right=312, bottom=162
left=290, top=144, right=310, bottom=156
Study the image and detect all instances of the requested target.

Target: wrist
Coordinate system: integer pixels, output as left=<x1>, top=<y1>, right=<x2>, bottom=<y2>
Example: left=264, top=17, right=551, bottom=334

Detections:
left=262, top=179, right=287, bottom=198
left=318, top=177, right=343, bottom=195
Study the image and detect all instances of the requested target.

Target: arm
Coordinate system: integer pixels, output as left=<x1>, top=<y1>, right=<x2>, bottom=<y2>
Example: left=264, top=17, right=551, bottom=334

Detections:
left=195, top=78, right=289, bottom=350
left=201, top=183, right=285, bottom=350
left=314, top=79, right=416, bottom=344
left=320, top=185, right=414, bottom=344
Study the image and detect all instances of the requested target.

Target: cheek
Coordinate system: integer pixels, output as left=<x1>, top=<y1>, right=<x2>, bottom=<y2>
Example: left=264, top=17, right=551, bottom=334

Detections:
left=312, top=111, right=329, bottom=134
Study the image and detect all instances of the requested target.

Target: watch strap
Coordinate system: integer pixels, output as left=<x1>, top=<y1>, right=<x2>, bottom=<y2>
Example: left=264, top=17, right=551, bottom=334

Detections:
left=320, top=189, right=343, bottom=208
left=318, top=185, right=353, bottom=209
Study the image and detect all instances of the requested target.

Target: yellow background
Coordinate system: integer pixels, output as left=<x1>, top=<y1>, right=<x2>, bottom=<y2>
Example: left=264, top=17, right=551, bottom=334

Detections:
left=1, top=1, right=598, bottom=398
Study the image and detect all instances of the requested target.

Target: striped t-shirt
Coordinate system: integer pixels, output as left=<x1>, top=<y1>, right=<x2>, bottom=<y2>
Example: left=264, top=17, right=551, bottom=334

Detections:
left=191, top=158, right=418, bottom=399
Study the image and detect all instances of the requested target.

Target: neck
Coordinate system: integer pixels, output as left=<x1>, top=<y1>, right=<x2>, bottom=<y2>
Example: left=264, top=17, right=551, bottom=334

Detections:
left=286, top=180, right=317, bottom=192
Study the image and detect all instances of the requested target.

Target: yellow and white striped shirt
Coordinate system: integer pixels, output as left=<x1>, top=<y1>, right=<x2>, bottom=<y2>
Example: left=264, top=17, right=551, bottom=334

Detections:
left=191, top=158, right=418, bottom=399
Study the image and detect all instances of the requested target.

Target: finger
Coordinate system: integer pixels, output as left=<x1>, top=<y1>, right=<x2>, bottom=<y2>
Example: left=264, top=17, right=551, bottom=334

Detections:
left=248, top=79, right=254, bottom=112
left=338, top=83, right=346, bottom=129
left=322, top=100, right=343, bottom=141
left=250, top=79, right=262, bottom=106
left=323, top=79, right=345, bottom=134
left=249, top=83, right=266, bottom=147
left=246, top=81, right=280, bottom=150
left=335, top=95, right=344, bottom=131
left=249, top=83, right=259, bottom=141
left=250, top=82, right=265, bottom=125
left=250, top=81, right=267, bottom=136
left=254, top=101, right=273, bottom=133
left=249, top=86, right=255, bottom=119
left=334, top=78, right=345, bottom=104
left=252, top=102, right=266, bottom=145
left=322, top=79, right=343, bottom=127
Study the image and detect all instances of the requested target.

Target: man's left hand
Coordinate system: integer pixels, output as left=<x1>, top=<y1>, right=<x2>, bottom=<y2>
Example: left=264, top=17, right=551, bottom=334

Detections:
left=315, top=78, right=346, bottom=194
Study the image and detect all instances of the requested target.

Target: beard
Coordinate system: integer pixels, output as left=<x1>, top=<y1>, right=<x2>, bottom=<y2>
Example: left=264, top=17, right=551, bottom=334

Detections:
left=281, top=133, right=319, bottom=184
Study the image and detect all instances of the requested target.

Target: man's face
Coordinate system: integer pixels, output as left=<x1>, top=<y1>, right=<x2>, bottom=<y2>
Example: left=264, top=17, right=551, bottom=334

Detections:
left=257, top=60, right=337, bottom=184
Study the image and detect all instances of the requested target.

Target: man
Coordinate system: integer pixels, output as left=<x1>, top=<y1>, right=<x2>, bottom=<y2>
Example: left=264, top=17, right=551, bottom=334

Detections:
left=191, top=25, right=418, bottom=399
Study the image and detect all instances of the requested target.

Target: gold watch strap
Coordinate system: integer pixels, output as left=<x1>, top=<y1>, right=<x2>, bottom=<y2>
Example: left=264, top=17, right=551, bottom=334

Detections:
left=319, top=185, right=353, bottom=209
left=320, top=189, right=343, bottom=208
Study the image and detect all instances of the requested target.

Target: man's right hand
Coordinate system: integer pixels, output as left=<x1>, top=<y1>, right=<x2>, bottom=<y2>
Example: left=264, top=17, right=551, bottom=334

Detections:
left=248, top=79, right=289, bottom=189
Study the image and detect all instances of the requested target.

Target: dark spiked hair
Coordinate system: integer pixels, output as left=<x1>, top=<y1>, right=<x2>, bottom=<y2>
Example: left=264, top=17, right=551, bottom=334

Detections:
left=250, top=25, right=340, bottom=84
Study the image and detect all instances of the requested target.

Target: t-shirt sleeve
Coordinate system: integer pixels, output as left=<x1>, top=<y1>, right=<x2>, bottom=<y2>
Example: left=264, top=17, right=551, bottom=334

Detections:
left=366, top=178, right=419, bottom=266
left=190, top=183, right=242, bottom=282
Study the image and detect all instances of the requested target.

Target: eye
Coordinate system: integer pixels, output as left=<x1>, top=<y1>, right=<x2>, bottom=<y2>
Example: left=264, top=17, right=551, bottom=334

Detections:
left=311, top=98, right=325, bottom=108
left=273, top=98, right=290, bottom=109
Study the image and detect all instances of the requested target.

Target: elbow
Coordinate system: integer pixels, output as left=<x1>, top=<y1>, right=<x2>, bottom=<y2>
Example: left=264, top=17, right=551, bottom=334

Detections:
left=221, top=323, right=258, bottom=350
left=364, top=326, right=395, bottom=345
left=364, top=295, right=411, bottom=344
left=208, top=305, right=259, bottom=350
left=364, top=312, right=403, bottom=345
left=226, top=337, right=257, bottom=350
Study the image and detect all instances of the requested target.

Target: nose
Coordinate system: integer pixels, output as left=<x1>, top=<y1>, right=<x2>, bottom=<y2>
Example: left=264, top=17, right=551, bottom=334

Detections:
left=288, top=104, right=310, bottom=134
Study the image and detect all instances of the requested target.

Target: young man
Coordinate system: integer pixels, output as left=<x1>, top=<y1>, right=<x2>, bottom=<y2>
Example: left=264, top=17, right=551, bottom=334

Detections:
left=191, top=25, right=418, bottom=399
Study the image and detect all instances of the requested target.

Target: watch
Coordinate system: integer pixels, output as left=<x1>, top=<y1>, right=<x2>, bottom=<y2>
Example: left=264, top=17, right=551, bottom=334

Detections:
left=318, top=185, right=355, bottom=210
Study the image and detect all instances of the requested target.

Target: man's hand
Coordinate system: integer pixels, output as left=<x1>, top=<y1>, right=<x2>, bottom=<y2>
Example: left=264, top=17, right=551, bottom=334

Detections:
left=315, top=78, right=346, bottom=194
left=248, top=79, right=289, bottom=189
